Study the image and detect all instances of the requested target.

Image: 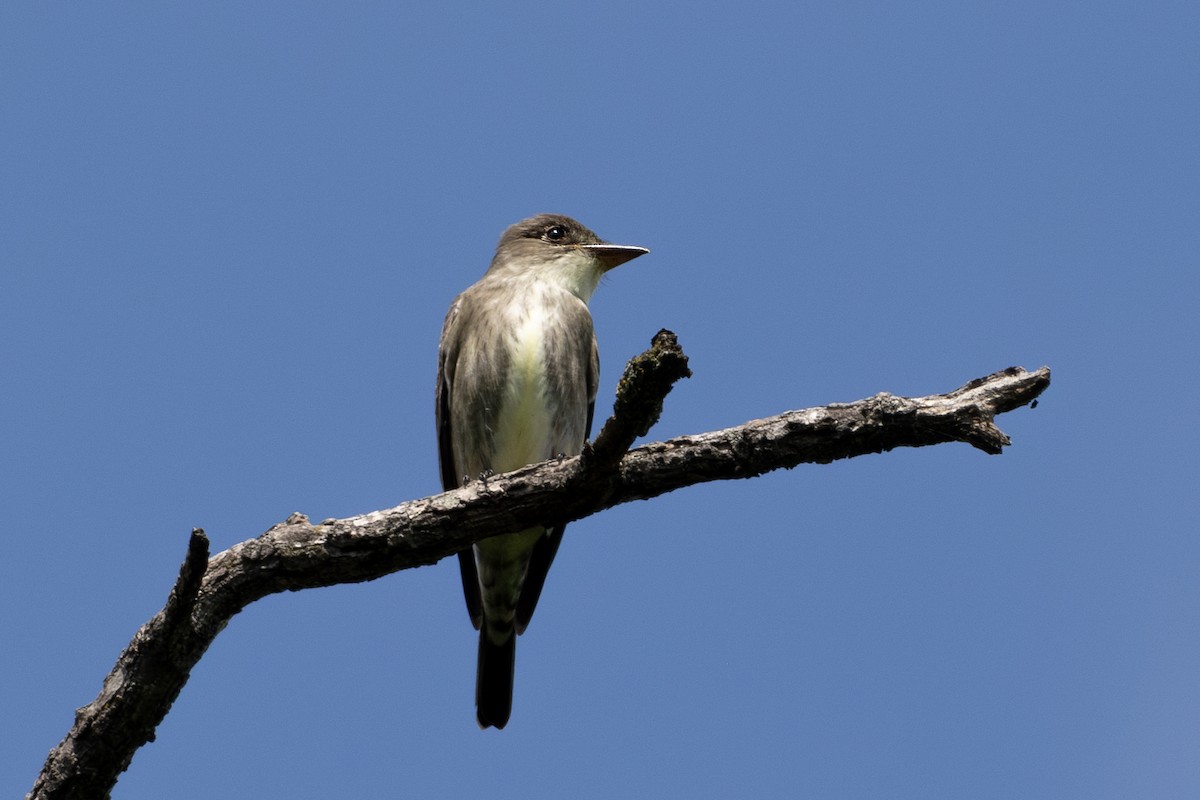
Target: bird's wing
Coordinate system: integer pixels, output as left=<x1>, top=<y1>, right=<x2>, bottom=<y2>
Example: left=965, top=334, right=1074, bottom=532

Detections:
left=437, top=298, right=483, bottom=630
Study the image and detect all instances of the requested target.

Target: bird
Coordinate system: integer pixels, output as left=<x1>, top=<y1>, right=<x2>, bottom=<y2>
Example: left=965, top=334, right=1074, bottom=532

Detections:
left=435, top=214, right=649, bottom=728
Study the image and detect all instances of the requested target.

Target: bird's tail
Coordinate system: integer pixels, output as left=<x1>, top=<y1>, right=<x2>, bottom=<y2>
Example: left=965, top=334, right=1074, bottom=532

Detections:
left=476, top=627, right=516, bottom=729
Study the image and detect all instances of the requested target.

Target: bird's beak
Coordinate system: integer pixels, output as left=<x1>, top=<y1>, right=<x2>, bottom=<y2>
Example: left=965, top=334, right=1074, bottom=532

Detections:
left=581, top=243, right=650, bottom=272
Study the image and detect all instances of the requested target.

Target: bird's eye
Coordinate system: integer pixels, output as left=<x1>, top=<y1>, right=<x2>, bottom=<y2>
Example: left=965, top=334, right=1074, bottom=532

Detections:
left=545, top=225, right=566, bottom=241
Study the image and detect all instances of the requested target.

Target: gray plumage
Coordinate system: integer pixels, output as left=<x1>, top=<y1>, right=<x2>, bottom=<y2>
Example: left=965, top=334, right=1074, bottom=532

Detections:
left=435, top=214, right=648, bottom=729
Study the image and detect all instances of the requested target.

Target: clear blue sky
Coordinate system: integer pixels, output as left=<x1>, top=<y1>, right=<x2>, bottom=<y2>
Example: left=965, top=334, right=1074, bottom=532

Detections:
left=3, top=2, right=1197, bottom=798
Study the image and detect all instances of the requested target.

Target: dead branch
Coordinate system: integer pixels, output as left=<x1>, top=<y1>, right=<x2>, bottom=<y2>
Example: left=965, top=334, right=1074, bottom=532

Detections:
left=29, top=330, right=1050, bottom=799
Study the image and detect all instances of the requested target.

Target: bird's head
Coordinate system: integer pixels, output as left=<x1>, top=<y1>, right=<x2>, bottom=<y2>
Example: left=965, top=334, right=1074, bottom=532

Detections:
left=490, top=214, right=649, bottom=301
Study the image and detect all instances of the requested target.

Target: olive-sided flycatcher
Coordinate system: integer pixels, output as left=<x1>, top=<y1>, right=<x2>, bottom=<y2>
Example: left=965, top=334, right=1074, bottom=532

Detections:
left=435, top=214, right=648, bottom=729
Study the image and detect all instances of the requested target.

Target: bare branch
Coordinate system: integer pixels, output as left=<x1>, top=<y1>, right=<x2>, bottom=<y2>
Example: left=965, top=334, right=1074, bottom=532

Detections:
left=589, top=328, right=692, bottom=466
left=29, top=331, right=1050, bottom=799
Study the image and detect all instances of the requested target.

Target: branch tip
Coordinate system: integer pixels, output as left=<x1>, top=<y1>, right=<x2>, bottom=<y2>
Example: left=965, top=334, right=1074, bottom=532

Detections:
left=163, top=529, right=210, bottom=622
left=590, top=329, right=691, bottom=466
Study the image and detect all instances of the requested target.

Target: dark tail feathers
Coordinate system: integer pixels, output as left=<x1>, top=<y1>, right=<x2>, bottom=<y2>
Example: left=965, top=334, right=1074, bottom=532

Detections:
left=476, top=628, right=515, bottom=729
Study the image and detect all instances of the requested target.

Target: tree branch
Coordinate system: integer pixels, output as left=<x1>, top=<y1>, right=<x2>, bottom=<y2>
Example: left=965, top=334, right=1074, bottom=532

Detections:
left=29, top=331, right=1050, bottom=799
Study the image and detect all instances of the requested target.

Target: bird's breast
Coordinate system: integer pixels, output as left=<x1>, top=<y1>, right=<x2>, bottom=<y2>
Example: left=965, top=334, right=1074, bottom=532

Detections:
left=490, top=302, right=554, bottom=473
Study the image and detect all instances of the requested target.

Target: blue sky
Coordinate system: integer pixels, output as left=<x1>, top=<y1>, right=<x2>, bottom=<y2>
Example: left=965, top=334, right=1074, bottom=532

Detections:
left=3, top=2, right=1197, bottom=798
